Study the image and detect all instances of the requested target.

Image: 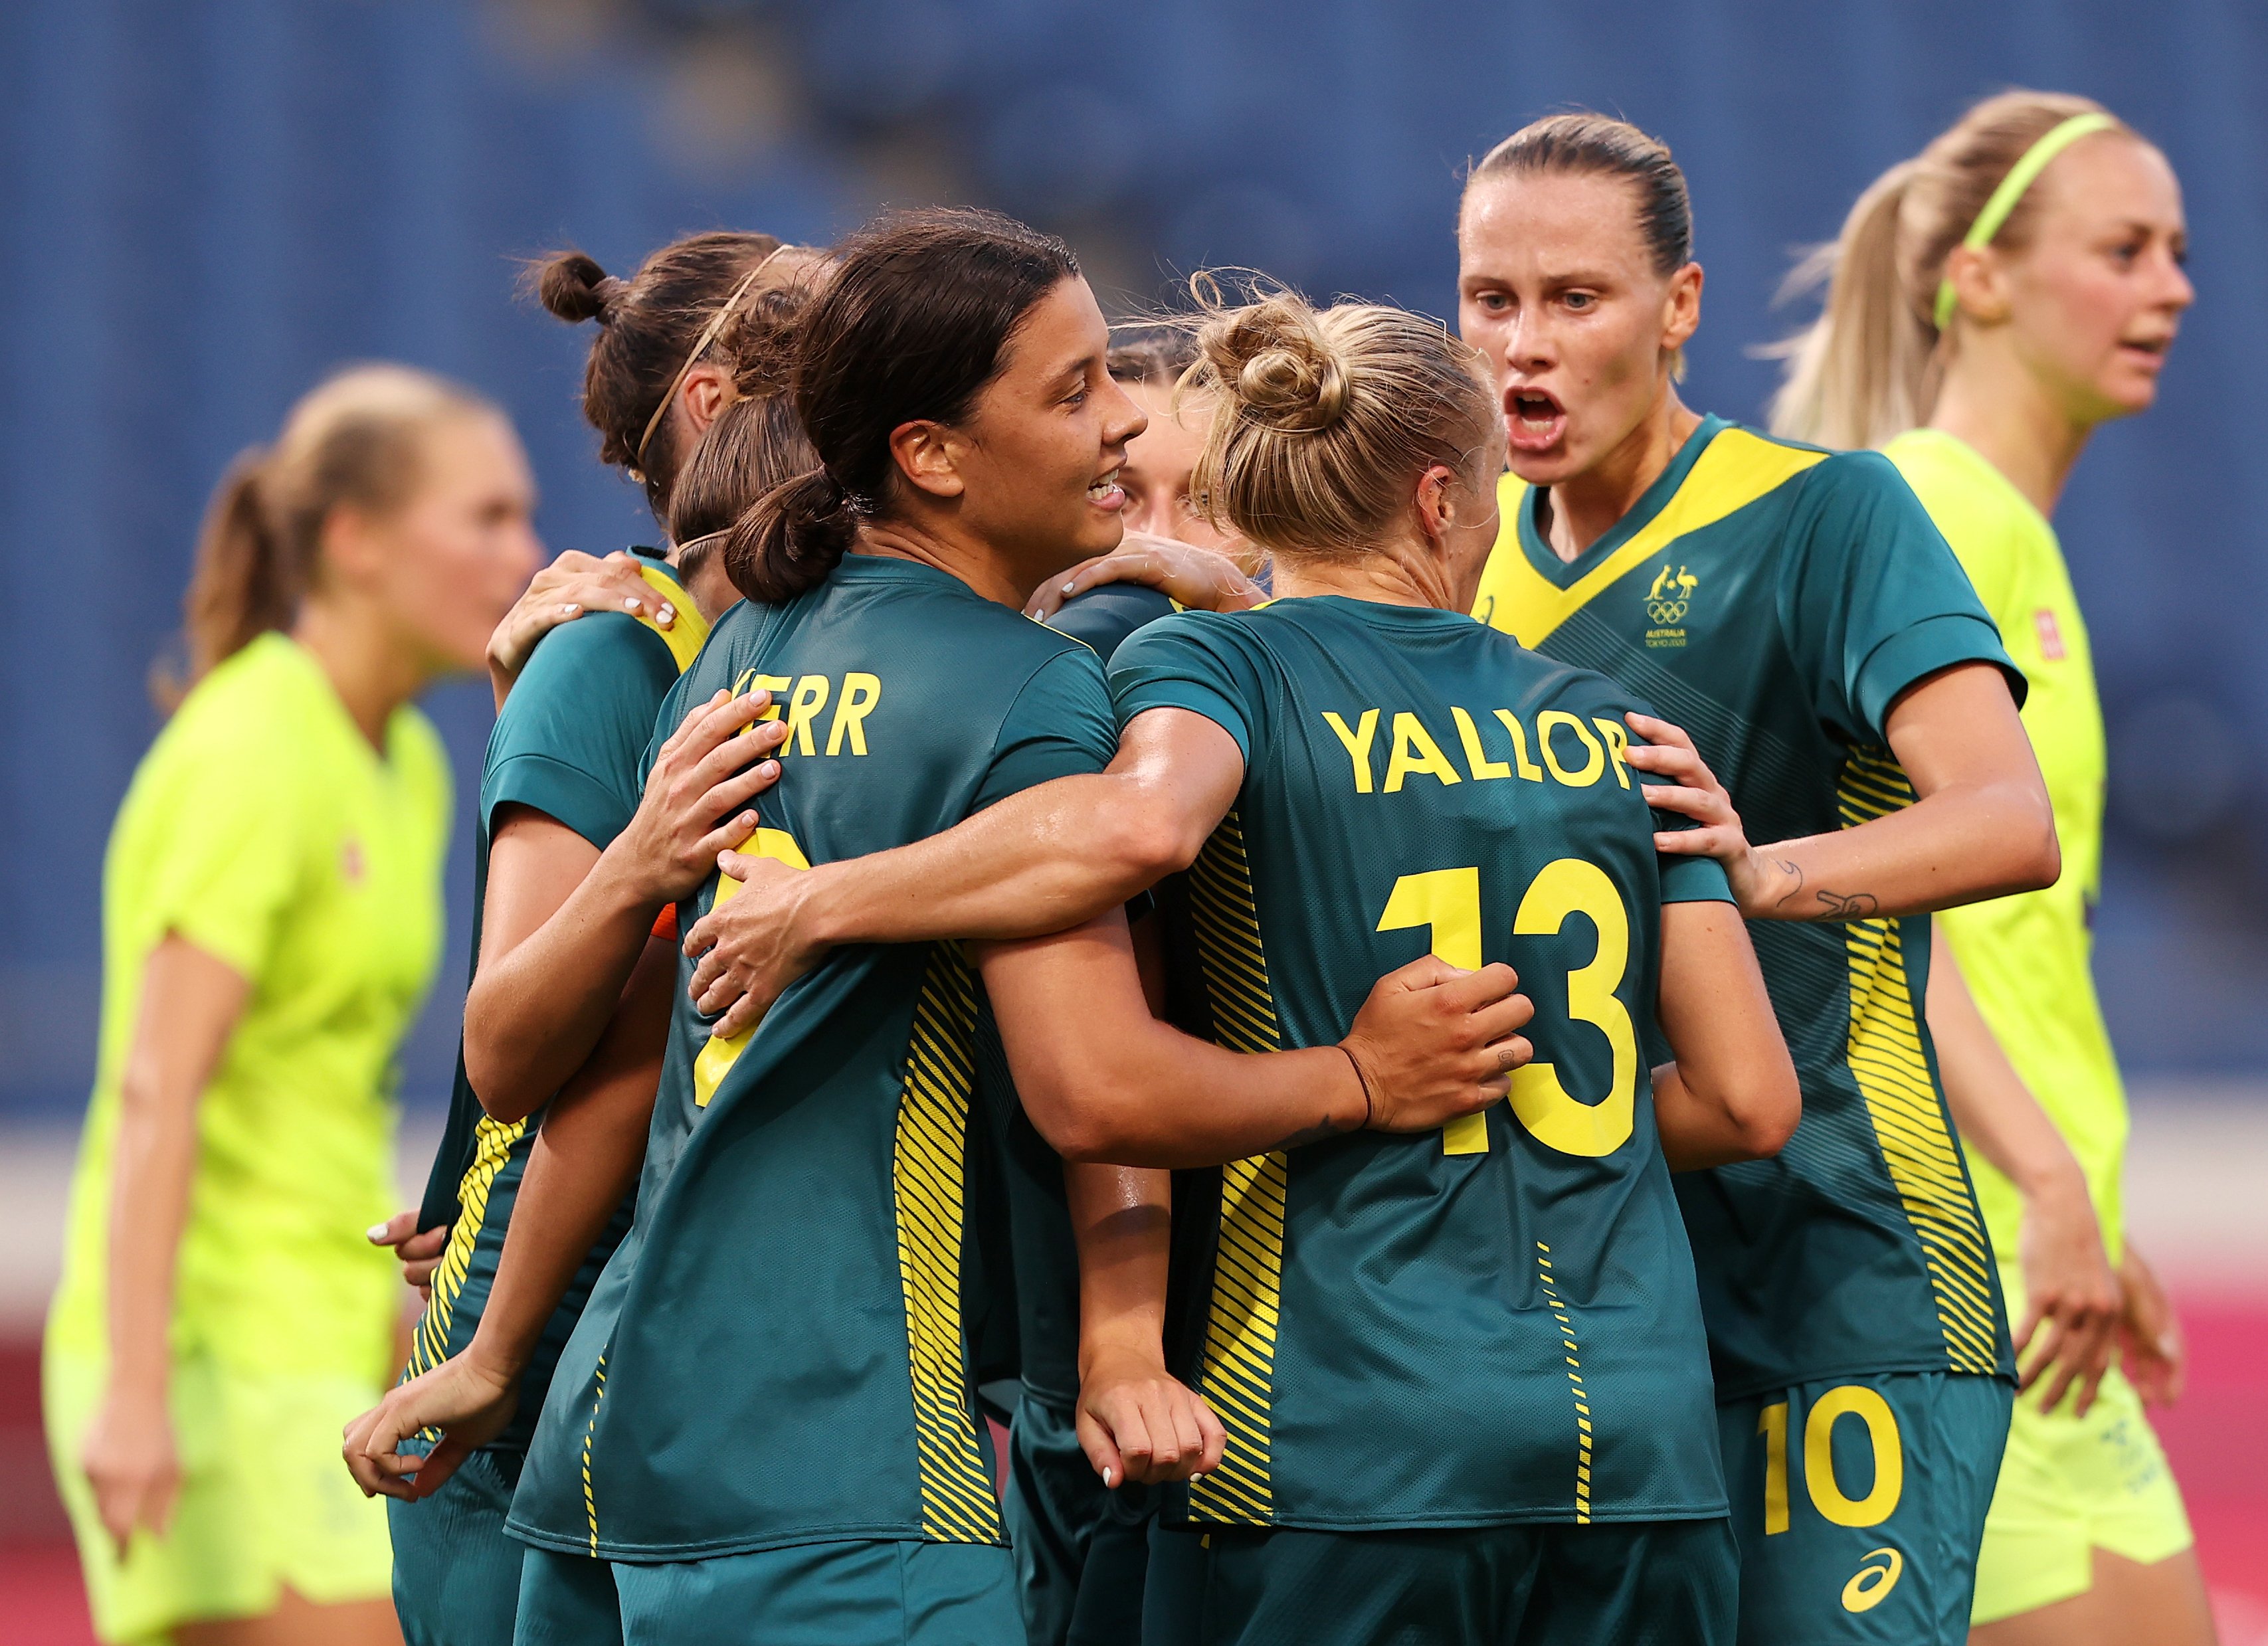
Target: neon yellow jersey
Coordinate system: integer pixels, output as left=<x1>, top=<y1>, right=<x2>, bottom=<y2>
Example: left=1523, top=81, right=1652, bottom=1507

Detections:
left=48, top=632, right=452, bottom=1384
left=1886, top=428, right=2126, bottom=1263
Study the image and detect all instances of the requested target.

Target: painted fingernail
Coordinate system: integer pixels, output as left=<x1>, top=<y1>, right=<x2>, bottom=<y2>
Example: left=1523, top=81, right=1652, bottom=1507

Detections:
left=624, top=596, right=642, bottom=612
left=658, top=604, right=675, bottom=625
left=1103, top=1467, right=1116, bottom=1487
left=560, top=603, right=579, bottom=616
left=366, top=1224, right=390, bottom=1241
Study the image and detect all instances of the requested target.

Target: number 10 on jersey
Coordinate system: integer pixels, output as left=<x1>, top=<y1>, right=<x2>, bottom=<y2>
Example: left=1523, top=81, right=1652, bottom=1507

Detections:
left=1376, top=860, right=1638, bottom=1158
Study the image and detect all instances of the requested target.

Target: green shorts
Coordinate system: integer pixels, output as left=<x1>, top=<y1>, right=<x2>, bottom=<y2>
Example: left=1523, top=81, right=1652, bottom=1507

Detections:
left=1007, top=1391, right=1154, bottom=1646
left=389, top=1447, right=526, bottom=1646
left=1717, top=1370, right=2011, bottom=1645
left=43, top=1346, right=395, bottom=1644
left=1141, top=1517, right=1737, bottom=1646
left=514, top=1537, right=1022, bottom=1645
left=1970, top=1360, right=2194, bottom=1624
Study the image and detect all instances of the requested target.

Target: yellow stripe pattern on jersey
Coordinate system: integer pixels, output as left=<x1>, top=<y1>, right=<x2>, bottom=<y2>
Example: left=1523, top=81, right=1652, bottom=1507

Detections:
left=892, top=944, right=1004, bottom=1543
left=407, top=1114, right=528, bottom=1378
left=1474, top=428, right=1826, bottom=647
left=1535, top=1241, right=1595, bottom=1522
left=1838, top=747, right=2000, bottom=1374
left=1186, top=813, right=1289, bottom=1524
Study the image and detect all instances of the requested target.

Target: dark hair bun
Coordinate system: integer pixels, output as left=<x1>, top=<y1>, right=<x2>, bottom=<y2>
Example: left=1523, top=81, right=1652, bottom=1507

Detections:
left=534, top=250, right=630, bottom=325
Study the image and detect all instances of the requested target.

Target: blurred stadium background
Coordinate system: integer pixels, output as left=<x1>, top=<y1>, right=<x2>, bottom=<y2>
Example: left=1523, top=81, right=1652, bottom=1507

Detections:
left=2, top=2, right=2263, bottom=1639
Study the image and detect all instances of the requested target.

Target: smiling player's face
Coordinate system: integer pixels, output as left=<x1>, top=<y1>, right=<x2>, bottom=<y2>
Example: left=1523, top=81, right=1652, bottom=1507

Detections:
left=1118, top=380, right=1238, bottom=553
left=951, top=276, right=1148, bottom=596
left=1457, top=171, right=1699, bottom=489
left=1995, top=136, right=2192, bottom=426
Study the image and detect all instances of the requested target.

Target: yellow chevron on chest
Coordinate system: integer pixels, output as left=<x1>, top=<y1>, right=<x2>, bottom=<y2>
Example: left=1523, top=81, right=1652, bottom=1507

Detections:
left=1473, top=429, right=1827, bottom=648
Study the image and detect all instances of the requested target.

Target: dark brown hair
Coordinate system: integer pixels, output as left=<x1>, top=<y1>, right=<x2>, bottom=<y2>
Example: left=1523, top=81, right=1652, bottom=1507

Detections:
left=529, top=231, right=824, bottom=518
left=159, top=365, right=496, bottom=707
left=723, top=207, right=1079, bottom=604
left=1467, top=112, right=1695, bottom=276
left=666, top=287, right=821, bottom=570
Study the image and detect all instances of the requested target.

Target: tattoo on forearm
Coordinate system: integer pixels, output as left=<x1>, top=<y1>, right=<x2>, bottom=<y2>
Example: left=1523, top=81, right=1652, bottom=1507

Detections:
left=1769, top=860, right=1879, bottom=921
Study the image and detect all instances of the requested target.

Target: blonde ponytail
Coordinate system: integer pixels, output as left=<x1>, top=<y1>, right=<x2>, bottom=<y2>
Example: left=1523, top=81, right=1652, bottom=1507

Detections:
left=1768, top=90, right=2128, bottom=449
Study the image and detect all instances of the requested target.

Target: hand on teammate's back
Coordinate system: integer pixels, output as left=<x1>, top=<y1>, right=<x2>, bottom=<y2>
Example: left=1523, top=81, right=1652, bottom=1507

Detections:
left=1022, top=533, right=1266, bottom=622
left=341, top=1350, right=519, bottom=1503
left=613, top=689, right=788, bottom=905
left=682, top=849, right=818, bottom=1038
left=488, top=549, right=677, bottom=709
left=1340, top=954, right=1534, bottom=1134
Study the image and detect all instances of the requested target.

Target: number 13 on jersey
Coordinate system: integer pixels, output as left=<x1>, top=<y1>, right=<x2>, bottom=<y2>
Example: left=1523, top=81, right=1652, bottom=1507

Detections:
left=1376, top=860, right=1638, bottom=1158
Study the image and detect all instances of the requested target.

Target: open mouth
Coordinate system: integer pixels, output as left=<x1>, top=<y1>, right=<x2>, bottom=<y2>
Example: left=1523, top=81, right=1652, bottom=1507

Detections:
left=1087, top=467, right=1126, bottom=509
left=2117, top=335, right=2172, bottom=366
left=1503, top=386, right=1567, bottom=453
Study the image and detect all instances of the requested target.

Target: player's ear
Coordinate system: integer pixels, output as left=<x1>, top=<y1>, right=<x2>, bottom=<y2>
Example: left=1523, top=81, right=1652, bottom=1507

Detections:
left=318, top=503, right=387, bottom=589
left=1661, top=261, right=1704, bottom=353
left=890, top=418, right=966, bottom=501
left=1414, top=462, right=1460, bottom=546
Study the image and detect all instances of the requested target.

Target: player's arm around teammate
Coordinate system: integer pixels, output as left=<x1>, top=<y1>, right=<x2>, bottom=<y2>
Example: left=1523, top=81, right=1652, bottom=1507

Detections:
left=1773, top=92, right=2210, bottom=1646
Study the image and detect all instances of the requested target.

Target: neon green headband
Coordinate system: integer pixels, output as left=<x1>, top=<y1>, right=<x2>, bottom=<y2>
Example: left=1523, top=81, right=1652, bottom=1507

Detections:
left=1933, top=112, right=2117, bottom=331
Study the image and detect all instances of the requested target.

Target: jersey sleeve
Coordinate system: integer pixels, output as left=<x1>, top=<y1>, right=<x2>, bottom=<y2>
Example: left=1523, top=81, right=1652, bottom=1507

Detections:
left=1778, top=450, right=2024, bottom=743
left=1107, top=612, right=1269, bottom=763
left=141, top=715, right=313, bottom=979
left=1046, top=585, right=1180, bottom=665
left=485, top=614, right=678, bottom=849
left=1615, top=692, right=1735, bottom=907
left=971, top=646, right=1122, bottom=811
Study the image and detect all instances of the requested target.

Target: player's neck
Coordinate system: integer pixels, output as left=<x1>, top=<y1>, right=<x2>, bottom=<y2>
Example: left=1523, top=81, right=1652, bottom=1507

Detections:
left=1928, top=349, right=2094, bottom=519
left=852, top=519, right=1032, bottom=610
left=1534, top=387, right=1703, bottom=563
left=1272, top=535, right=1462, bottom=612
left=292, top=596, right=432, bottom=751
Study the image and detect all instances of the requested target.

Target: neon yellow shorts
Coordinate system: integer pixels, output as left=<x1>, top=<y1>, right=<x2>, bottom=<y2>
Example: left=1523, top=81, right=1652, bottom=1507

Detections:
left=1970, top=1359, right=2194, bottom=1625
left=43, top=1346, right=395, bottom=1645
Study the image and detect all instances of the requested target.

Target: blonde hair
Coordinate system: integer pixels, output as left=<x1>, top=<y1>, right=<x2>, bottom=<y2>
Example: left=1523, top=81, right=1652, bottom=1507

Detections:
left=159, top=363, right=497, bottom=707
left=1768, top=90, right=2132, bottom=448
left=1180, top=281, right=1496, bottom=559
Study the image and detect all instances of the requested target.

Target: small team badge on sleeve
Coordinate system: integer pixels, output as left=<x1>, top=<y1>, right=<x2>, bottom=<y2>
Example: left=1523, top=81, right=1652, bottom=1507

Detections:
left=2033, top=608, right=2066, bottom=661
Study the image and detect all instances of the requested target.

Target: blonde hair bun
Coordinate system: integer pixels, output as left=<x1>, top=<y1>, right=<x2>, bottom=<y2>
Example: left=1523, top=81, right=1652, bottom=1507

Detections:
left=1179, top=278, right=1495, bottom=559
left=1204, top=296, right=1351, bottom=432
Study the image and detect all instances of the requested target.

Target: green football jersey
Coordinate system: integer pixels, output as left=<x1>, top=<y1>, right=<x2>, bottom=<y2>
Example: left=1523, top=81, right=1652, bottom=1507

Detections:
left=510, top=556, right=1120, bottom=1562
left=408, top=549, right=705, bottom=1456
left=1111, top=596, right=1736, bottom=1530
left=1472, top=414, right=2022, bottom=1400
